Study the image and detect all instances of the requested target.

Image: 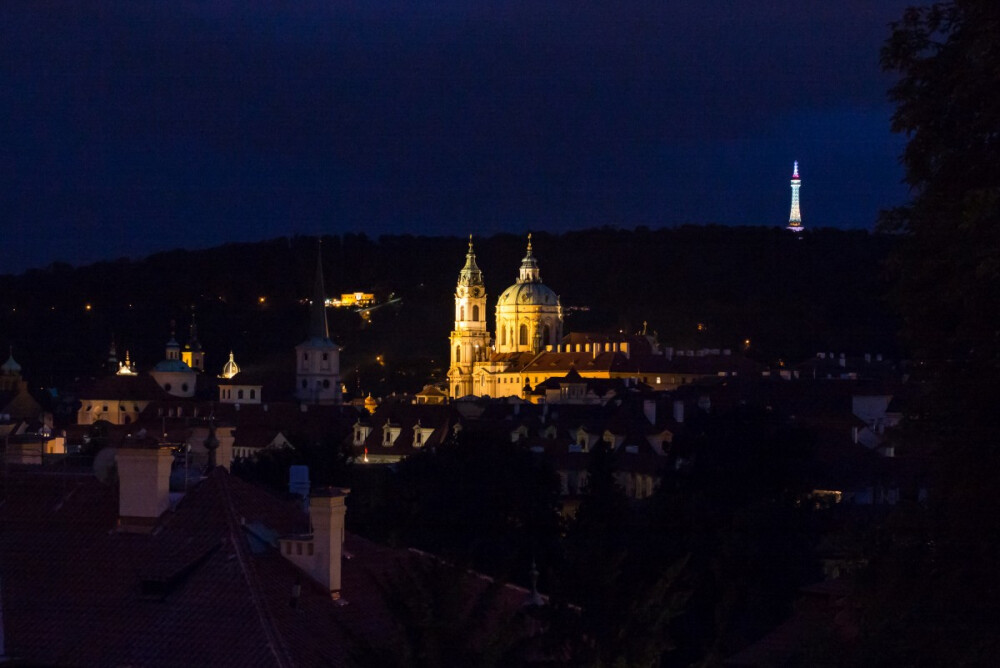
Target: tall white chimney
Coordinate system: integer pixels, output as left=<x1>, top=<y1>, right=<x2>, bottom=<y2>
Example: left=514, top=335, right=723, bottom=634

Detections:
left=116, top=444, right=174, bottom=533
left=281, top=487, right=350, bottom=599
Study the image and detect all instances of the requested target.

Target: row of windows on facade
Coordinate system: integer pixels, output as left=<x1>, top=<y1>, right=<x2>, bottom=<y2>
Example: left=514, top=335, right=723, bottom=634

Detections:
left=302, top=352, right=331, bottom=361
left=221, top=388, right=256, bottom=400
left=472, top=375, right=682, bottom=389
left=300, top=379, right=332, bottom=389
left=560, top=470, right=656, bottom=499
left=499, top=323, right=551, bottom=348
left=85, top=404, right=141, bottom=412
left=352, top=427, right=430, bottom=447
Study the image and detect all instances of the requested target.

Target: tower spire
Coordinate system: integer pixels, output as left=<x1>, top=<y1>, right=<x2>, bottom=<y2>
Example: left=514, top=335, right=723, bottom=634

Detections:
left=518, top=233, right=541, bottom=283
left=310, top=240, right=330, bottom=341
left=787, top=161, right=803, bottom=232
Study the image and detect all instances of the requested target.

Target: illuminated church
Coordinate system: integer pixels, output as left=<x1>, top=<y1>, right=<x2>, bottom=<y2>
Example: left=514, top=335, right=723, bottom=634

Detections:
left=447, top=235, right=755, bottom=400
left=448, top=235, right=563, bottom=399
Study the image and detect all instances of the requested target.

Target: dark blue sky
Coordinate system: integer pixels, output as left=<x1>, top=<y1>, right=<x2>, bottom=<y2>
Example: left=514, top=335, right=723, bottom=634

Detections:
left=1, top=1, right=912, bottom=274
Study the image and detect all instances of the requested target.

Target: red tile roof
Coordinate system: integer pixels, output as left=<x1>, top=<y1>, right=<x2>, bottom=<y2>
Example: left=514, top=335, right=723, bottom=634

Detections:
left=0, top=465, right=535, bottom=667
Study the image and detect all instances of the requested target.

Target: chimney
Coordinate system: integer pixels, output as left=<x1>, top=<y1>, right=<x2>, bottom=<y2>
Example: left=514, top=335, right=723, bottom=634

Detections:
left=838, top=353, right=846, bottom=368
left=673, top=400, right=684, bottom=423
left=864, top=353, right=871, bottom=363
left=643, top=399, right=656, bottom=426
left=281, top=487, right=350, bottom=599
left=116, top=444, right=174, bottom=533
left=664, top=346, right=674, bottom=360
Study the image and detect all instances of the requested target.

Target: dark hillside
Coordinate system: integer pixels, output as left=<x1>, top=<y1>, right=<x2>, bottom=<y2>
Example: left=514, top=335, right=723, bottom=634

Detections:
left=0, top=226, right=898, bottom=394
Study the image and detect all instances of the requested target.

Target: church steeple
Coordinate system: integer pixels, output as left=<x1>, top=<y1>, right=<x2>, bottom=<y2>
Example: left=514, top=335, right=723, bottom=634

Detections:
left=182, top=307, right=205, bottom=371
left=309, top=241, right=330, bottom=341
left=295, top=239, right=341, bottom=405
left=448, top=236, right=491, bottom=399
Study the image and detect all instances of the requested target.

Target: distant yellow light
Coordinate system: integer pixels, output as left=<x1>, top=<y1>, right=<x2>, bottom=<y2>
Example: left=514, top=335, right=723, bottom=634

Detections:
left=697, top=323, right=705, bottom=331
left=258, top=296, right=266, bottom=304
left=85, top=304, right=92, bottom=311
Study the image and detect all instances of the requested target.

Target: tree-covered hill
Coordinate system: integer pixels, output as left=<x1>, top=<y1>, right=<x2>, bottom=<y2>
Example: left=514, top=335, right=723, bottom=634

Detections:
left=0, top=225, right=898, bottom=393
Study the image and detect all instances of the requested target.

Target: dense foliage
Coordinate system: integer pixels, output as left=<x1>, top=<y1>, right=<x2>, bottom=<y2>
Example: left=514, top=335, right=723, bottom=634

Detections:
left=854, top=1, right=1000, bottom=664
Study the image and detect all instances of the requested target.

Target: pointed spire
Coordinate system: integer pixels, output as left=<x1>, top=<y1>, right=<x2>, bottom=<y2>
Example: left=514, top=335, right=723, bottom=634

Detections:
left=792, top=160, right=800, bottom=179
left=186, top=306, right=202, bottom=352
left=309, top=239, right=330, bottom=341
left=108, top=336, right=118, bottom=369
left=517, top=233, right=541, bottom=283
left=1, top=346, right=21, bottom=375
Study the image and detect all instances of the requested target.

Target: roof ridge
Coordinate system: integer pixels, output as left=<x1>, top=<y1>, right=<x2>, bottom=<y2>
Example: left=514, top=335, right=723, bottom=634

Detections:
left=217, top=472, right=296, bottom=668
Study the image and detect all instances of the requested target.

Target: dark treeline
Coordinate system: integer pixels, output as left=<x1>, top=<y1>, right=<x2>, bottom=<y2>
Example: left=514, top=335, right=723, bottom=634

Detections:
left=0, top=225, right=898, bottom=392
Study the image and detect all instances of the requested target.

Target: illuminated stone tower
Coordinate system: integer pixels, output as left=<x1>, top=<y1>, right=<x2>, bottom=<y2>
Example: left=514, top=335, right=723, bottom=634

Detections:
left=295, top=242, right=341, bottom=404
left=448, top=237, right=490, bottom=399
left=787, top=161, right=803, bottom=232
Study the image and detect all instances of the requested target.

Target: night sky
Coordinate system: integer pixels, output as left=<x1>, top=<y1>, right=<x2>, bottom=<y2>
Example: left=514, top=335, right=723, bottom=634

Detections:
left=2, top=1, right=911, bottom=274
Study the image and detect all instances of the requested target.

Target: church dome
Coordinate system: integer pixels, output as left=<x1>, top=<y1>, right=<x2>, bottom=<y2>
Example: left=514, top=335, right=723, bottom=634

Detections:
left=221, top=351, right=240, bottom=379
left=154, top=359, right=193, bottom=373
left=497, top=281, right=559, bottom=307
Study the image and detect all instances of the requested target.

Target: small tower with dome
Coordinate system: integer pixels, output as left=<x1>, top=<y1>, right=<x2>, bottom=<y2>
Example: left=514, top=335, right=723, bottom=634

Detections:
left=151, top=322, right=197, bottom=397
left=448, top=236, right=491, bottom=398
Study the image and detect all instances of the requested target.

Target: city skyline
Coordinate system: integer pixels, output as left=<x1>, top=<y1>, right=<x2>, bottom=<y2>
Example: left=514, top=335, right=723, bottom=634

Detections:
left=1, top=2, right=911, bottom=274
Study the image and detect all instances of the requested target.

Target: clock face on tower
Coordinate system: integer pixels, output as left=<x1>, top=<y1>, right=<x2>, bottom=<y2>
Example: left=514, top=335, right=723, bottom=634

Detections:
left=471, top=286, right=482, bottom=297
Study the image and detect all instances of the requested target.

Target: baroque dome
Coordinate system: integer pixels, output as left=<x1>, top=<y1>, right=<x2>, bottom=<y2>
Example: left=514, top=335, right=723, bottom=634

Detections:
left=497, top=282, right=559, bottom=308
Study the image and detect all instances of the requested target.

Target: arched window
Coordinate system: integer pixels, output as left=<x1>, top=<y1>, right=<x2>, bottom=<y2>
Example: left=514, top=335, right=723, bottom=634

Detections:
left=455, top=345, right=461, bottom=363
left=519, top=324, right=528, bottom=346
left=250, top=389, right=256, bottom=399
left=237, top=389, right=244, bottom=399
left=460, top=306, right=465, bottom=321
left=501, top=327, right=507, bottom=346
left=455, top=384, right=460, bottom=396
left=472, top=305, right=480, bottom=321
left=542, top=323, right=551, bottom=345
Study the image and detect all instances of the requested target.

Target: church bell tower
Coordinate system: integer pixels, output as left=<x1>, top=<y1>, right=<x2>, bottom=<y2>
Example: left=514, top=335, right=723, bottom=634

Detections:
left=295, top=241, right=341, bottom=405
left=448, top=237, right=490, bottom=399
